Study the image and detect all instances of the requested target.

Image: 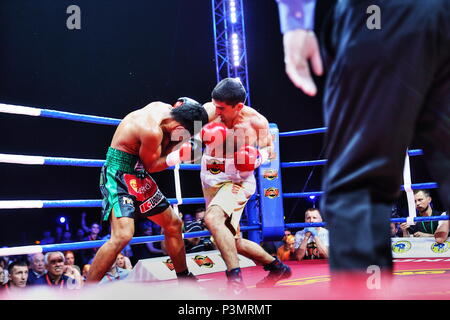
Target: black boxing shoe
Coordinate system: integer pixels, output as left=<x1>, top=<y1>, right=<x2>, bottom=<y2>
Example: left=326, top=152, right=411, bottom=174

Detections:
left=226, top=268, right=247, bottom=295
left=255, top=258, right=292, bottom=288
left=177, top=270, right=198, bottom=284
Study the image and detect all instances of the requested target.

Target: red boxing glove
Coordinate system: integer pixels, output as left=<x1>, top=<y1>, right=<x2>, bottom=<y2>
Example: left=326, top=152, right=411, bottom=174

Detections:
left=166, top=139, right=202, bottom=166
left=200, top=122, right=227, bottom=147
left=234, top=145, right=261, bottom=172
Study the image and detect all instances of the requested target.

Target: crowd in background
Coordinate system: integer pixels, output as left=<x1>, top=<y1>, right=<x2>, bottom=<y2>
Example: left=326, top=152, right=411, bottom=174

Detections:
left=1, top=190, right=448, bottom=292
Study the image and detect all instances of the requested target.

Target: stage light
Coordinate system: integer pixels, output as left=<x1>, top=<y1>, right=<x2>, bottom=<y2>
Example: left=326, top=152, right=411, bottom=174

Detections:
left=59, top=216, right=66, bottom=224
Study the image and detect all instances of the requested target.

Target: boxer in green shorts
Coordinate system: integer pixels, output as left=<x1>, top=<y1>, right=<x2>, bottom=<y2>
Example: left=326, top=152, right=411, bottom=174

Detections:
left=87, top=98, right=208, bottom=283
left=100, top=147, right=171, bottom=221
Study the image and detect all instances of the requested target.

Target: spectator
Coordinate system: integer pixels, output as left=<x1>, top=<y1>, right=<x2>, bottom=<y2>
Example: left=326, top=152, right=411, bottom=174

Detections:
left=183, top=213, right=194, bottom=224
left=81, top=264, right=90, bottom=282
left=101, top=226, right=134, bottom=261
left=400, top=190, right=443, bottom=237
left=61, top=230, right=73, bottom=243
left=183, top=208, right=215, bottom=253
left=0, top=265, right=5, bottom=286
left=78, top=222, right=102, bottom=266
left=74, top=228, right=86, bottom=242
left=434, top=212, right=449, bottom=244
left=40, top=230, right=55, bottom=245
left=276, top=234, right=296, bottom=261
left=294, top=208, right=329, bottom=261
left=44, top=252, right=71, bottom=289
left=390, top=223, right=402, bottom=238
left=26, top=253, right=47, bottom=285
left=5, top=260, right=29, bottom=291
left=64, top=251, right=81, bottom=274
left=54, top=226, right=64, bottom=243
left=80, top=211, right=98, bottom=234
left=99, top=253, right=130, bottom=284
left=115, top=252, right=132, bottom=270
left=63, top=264, right=83, bottom=289
left=261, top=231, right=291, bottom=257
left=132, top=220, right=165, bottom=262
left=0, top=256, right=9, bottom=282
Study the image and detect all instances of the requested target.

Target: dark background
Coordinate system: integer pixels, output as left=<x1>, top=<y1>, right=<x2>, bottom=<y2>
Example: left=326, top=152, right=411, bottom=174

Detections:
left=0, top=0, right=441, bottom=247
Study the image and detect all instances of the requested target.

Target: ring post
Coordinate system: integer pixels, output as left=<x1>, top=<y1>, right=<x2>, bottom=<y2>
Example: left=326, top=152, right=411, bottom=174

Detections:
left=256, top=123, right=285, bottom=240
left=244, top=197, right=261, bottom=243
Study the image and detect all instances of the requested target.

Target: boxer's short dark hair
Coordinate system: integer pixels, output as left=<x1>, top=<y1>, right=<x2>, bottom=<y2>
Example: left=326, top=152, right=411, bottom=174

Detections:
left=171, top=97, right=209, bottom=136
left=212, top=78, right=246, bottom=106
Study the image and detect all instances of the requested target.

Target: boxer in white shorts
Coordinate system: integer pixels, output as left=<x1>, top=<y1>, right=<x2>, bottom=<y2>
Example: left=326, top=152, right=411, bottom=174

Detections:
left=200, top=78, right=292, bottom=294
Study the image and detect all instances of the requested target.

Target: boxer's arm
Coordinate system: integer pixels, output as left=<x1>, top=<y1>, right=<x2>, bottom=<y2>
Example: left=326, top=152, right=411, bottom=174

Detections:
left=203, top=102, right=219, bottom=122
left=255, top=115, right=275, bottom=163
left=139, top=133, right=170, bottom=173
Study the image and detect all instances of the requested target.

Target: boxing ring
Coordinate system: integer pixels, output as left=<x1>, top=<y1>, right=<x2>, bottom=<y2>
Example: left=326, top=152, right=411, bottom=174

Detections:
left=1, top=102, right=449, bottom=300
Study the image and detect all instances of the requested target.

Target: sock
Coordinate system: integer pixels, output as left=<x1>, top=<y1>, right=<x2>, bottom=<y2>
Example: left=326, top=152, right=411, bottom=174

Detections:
left=226, top=268, right=242, bottom=281
left=263, top=257, right=282, bottom=271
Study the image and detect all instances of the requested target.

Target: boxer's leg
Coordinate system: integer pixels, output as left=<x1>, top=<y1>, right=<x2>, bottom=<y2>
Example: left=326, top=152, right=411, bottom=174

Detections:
left=149, top=206, right=188, bottom=274
left=204, top=204, right=240, bottom=270
left=87, top=212, right=134, bottom=282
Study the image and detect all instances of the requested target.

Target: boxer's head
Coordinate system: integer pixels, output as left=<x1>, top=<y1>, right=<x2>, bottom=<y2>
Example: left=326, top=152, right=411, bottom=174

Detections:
left=171, top=97, right=209, bottom=136
left=211, top=77, right=246, bottom=106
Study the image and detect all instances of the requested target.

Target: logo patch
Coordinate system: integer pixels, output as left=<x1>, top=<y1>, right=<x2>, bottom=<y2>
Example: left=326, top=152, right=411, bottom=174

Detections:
left=431, top=241, right=450, bottom=254
left=264, top=187, right=279, bottom=199
left=122, top=197, right=134, bottom=206
left=139, top=189, right=164, bottom=214
left=193, top=255, right=214, bottom=268
left=206, top=160, right=225, bottom=174
left=123, top=174, right=157, bottom=202
left=392, top=240, right=412, bottom=253
left=163, top=259, right=175, bottom=271
left=263, top=169, right=278, bottom=180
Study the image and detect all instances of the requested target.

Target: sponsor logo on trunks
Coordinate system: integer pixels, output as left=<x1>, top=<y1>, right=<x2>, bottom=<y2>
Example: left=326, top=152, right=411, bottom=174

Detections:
left=206, top=160, right=225, bottom=174
left=264, top=187, right=279, bottom=199
left=122, top=197, right=134, bottom=206
left=263, top=169, right=278, bottom=180
left=431, top=241, right=450, bottom=254
left=139, top=189, right=164, bottom=214
left=163, top=258, right=175, bottom=271
left=392, top=240, right=412, bottom=253
left=193, top=255, right=214, bottom=268
left=124, top=174, right=157, bottom=202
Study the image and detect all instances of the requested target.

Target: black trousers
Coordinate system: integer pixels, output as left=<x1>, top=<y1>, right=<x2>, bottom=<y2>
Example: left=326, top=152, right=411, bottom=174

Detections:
left=320, top=0, right=450, bottom=272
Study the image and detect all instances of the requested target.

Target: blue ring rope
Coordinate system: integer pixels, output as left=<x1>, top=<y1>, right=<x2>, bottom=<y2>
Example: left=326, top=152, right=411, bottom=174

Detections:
left=36, top=225, right=260, bottom=253
left=40, top=109, right=121, bottom=126
left=4, top=215, right=447, bottom=255
left=285, top=215, right=449, bottom=230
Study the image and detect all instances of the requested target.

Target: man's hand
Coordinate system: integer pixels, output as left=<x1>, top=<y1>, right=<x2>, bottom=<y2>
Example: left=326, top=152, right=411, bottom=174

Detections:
left=304, top=227, right=318, bottom=237
left=283, top=29, right=323, bottom=96
left=414, top=232, right=432, bottom=237
left=399, top=222, right=409, bottom=231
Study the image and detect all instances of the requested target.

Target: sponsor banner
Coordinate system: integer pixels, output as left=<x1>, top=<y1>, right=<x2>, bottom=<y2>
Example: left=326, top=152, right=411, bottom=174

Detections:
left=391, top=237, right=450, bottom=258
left=126, top=250, right=256, bottom=282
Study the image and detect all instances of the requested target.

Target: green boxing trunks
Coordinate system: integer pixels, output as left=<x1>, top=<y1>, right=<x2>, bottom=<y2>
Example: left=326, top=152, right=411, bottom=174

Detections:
left=100, top=147, right=170, bottom=221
